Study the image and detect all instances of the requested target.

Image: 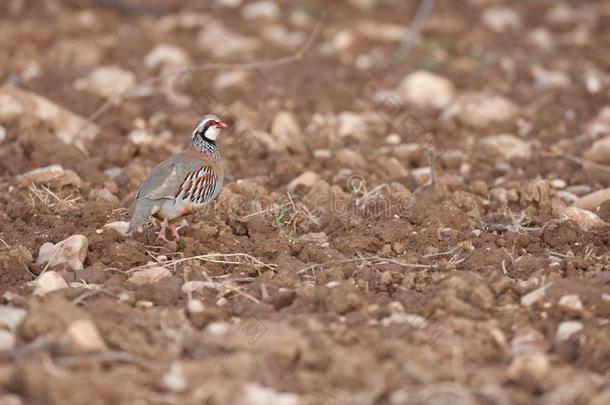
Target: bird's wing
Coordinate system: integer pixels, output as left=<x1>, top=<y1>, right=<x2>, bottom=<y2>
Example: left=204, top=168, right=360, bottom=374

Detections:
left=140, top=153, right=207, bottom=201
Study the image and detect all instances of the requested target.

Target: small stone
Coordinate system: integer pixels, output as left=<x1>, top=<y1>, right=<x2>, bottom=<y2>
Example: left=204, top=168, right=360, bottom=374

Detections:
left=74, top=66, right=136, bottom=98
left=574, top=189, right=610, bottom=212
left=558, top=294, right=583, bottom=312
left=556, top=320, right=584, bottom=342
left=587, top=108, right=610, bottom=137
left=0, top=125, right=6, bottom=143
left=0, top=306, right=27, bottom=332
left=241, top=0, right=279, bottom=20
left=288, top=171, right=320, bottom=193
left=181, top=281, right=214, bottom=294
left=482, top=7, right=522, bottom=32
left=357, top=21, right=406, bottom=42
left=337, top=111, right=367, bottom=138
left=65, top=319, right=107, bottom=353
left=562, top=206, right=606, bottom=230
left=128, top=267, right=173, bottom=285
left=18, top=164, right=82, bottom=189
left=144, top=43, right=191, bottom=70
left=0, top=330, right=16, bottom=351
left=198, top=21, right=260, bottom=58
left=35, top=235, right=89, bottom=271
left=399, top=70, right=455, bottom=109
left=385, top=134, right=401, bottom=145
left=412, top=167, right=431, bottom=185
left=527, top=28, right=555, bottom=51
left=336, top=148, right=366, bottom=168
left=521, top=282, right=552, bottom=307
left=206, top=321, right=229, bottom=335
left=442, top=93, right=519, bottom=127
left=478, top=134, right=532, bottom=160
left=163, top=362, right=188, bottom=393
left=506, top=352, right=549, bottom=390
left=531, top=66, right=570, bottom=90
left=299, top=232, right=328, bottom=245
left=551, top=179, right=566, bottom=189
left=0, top=84, right=99, bottom=150
left=103, top=221, right=130, bottom=236
left=34, top=271, right=69, bottom=295
left=270, top=112, right=307, bottom=154
left=333, top=30, right=354, bottom=51
left=89, top=188, right=119, bottom=206
left=240, top=383, right=300, bottom=405
left=213, top=71, right=249, bottom=90
left=135, top=300, right=154, bottom=309
left=187, top=299, right=205, bottom=315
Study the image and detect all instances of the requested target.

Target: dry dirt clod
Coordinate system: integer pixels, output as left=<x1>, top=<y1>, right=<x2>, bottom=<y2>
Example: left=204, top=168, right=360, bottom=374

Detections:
left=442, top=93, right=519, bottom=127
left=74, top=66, right=136, bottom=98
left=561, top=206, right=606, bottom=230
left=521, top=282, right=553, bottom=307
left=18, top=164, right=82, bottom=189
left=65, top=319, right=107, bottom=353
left=0, top=84, right=99, bottom=150
left=34, top=271, right=69, bottom=296
left=241, top=1, right=280, bottom=20
left=128, top=267, right=173, bottom=285
left=144, top=43, right=191, bottom=70
left=287, top=171, right=320, bottom=193
left=35, top=235, right=89, bottom=271
left=399, top=70, right=455, bottom=109
left=102, top=221, right=129, bottom=236
left=477, top=134, right=532, bottom=161
left=271, top=111, right=307, bottom=154
left=574, top=189, right=610, bottom=212
left=481, top=7, right=522, bottom=32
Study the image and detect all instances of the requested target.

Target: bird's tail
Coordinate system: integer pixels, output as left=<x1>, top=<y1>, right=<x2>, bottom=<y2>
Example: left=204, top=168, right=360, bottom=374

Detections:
left=127, top=199, right=153, bottom=234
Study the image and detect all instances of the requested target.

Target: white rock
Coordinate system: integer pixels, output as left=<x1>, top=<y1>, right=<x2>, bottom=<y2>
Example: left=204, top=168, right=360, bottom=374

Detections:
left=128, top=129, right=155, bottom=145
left=527, top=28, right=555, bottom=52
left=261, top=25, right=305, bottom=49
left=531, top=66, right=570, bottom=90
left=412, top=167, right=431, bottom=185
left=399, top=70, right=455, bottom=109
left=562, top=206, right=606, bottom=230
left=0, top=85, right=99, bottom=150
left=333, top=30, right=354, bottom=51
left=0, top=306, right=27, bottom=332
left=507, top=352, right=549, bottom=388
left=187, top=298, right=205, bottom=314
left=574, top=189, right=610, bottom=212
left=337, top=111, right=367, bottom=138
left=35, top=235, right=89, bottom=271
left=18, top=164, right=82, bottom=189
left=206, top=322, right=229, bottom=336
left=482, top=7, right=522, bottom=32
left=103, top=221, right=129, bottom=236
left=288, top=171, right=320, bottom=193
left=357, top=21, right=406, bottom=42
left=181, top=280, right=216, bottom=294
left=270, top=112, right=307, bottom=154
left=521, top=282, right=552, bottom=307
left=74, top=66, right=136, bottom=98
left=584, top=136, right=610, bottom=165
left=556, top=321, right=583, bottom=342
left=163, top=362, right=188, bottom=393
left=128, top=267, right=173, bottom=285
left=241, top=1, right=279, bottom=19
left=588, top=107, right=610, bottom=137
left=558, top=294, right=583, bottom=312
left=385, top=134, right=401, bottom=144
left=478, top=134, right=532, bottom=160
left=0, top=330, right=16, bottom=351
left=198, top=21, right=260, bottom=58
left=336, top=148, right=366, bottom=168
left=0, top=125, right=6, bottom=143
left=240, top=383, right=300, bottom=405
left=144, top=43, right=191, bottom=70
left=66, top=319, right=107, bottom=353
left=442, top=93, right=519, bottom=127
left=216, top=0, right=242, bottom=7
left=551, top=179, right=566, bottom=189
left=34, top=271, right=69, bottom=296
left=213, top=71, right=249, bottom=90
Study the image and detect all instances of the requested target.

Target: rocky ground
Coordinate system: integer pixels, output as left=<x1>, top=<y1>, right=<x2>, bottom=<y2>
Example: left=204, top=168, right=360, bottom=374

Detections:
left=0, top=0, right=609, bottom=404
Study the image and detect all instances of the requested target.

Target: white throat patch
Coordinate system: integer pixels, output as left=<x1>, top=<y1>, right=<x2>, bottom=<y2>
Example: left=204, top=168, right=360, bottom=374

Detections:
left=205, top=126, right=219, bottom=141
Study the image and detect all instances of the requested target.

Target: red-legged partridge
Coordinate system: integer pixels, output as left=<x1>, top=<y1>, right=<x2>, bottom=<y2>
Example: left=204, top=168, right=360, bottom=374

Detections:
left=127, top=114, right=227, bottom=241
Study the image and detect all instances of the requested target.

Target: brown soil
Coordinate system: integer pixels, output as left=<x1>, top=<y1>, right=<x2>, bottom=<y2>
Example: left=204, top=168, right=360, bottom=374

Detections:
left=0, top=1, right=609, bottom=404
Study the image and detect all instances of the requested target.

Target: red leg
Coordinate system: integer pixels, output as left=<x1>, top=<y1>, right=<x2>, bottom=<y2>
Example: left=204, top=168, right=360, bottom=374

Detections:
left=156, top=218, right=171, bottom=242
left=168, top=222, right=180, bottom=241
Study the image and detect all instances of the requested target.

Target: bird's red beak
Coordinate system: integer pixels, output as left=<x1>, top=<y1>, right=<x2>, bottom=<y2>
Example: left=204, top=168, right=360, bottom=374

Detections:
left=215, top=121, right=228, bottom=128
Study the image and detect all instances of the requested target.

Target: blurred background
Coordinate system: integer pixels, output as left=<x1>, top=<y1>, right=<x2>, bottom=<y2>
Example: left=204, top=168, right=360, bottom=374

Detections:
left=0, top=1, right=609, bottom=404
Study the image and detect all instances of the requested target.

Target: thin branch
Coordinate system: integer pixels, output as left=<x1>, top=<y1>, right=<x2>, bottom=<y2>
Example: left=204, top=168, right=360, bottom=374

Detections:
left=297, top=255, right=433, bottom=275
left=77, top=19, right=323, bottom=135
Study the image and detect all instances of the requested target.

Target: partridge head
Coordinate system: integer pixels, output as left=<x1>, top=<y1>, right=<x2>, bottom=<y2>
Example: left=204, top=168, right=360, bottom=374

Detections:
left=127, top=114, right=227, bottom=241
